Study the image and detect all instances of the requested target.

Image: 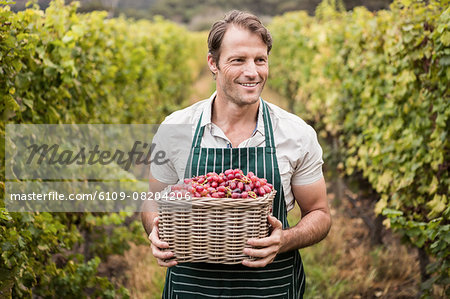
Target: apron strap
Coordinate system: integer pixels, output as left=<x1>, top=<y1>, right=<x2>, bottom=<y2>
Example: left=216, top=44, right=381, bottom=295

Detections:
left=191, top=113, right=204, bottom=149
left=261, top=99, right=276, bottom=149
left=185, top=114, right=204, bottom=178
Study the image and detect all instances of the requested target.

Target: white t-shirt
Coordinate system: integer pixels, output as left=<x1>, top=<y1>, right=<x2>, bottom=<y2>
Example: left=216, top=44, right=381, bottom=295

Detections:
left=151, top=92, right=324, bottom=211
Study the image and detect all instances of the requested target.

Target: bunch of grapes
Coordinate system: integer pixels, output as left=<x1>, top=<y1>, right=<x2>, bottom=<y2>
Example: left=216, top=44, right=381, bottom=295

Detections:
left=176, top=169, right=273, bottom=199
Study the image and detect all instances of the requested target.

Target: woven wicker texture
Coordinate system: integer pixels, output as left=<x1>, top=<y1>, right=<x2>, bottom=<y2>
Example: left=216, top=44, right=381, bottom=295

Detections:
left=158, top=190, right=276, bottom=264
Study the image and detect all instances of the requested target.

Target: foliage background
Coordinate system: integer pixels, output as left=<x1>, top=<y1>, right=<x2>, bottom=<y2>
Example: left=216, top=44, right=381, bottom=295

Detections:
left=1, top=0, right=205, bottom=297
left=11, top=0, right=394, bottom=24
left=268, top=0, right=449, bottom=295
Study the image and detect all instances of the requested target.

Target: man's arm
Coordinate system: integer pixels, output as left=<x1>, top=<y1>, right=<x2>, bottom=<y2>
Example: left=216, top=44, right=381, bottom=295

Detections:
left=279, top=176, right=331, bottom=252
left=141, top=172, right=178, bottom=267
left=242, top=176, right=331, bottom=267
left=141, top=173, right=168, bottom=235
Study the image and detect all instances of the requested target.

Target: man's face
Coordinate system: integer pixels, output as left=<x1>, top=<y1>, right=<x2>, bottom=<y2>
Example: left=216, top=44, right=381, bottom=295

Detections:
left=208, top=26, right=269, bottom=106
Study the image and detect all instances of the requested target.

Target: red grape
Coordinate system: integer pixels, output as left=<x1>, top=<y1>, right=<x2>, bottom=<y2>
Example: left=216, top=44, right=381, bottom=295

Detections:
left=231, top=193, right=240, bottom=199
left=217, top=186, right=226, bottom=192
left=258, top=187, right=266, bottom=196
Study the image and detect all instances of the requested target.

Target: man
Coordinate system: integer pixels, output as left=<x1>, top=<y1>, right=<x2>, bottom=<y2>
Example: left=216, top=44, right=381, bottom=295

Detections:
left=142, top=10, right=331, bottom=298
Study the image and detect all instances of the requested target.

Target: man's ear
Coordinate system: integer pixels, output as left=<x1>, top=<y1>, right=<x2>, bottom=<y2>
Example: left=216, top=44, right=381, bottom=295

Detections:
left=207, top=53, right=218, bottom=75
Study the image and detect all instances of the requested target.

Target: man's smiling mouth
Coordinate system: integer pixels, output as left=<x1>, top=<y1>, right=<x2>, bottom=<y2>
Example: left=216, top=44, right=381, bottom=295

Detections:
left=239, top=83, right=258, bottom=87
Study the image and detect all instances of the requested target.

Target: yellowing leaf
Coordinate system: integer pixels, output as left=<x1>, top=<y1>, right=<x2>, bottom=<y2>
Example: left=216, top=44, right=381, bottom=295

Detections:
left=376, top=171, right=393, bottom=193
left=440, top=31, right=450, bottom=46
left=429, top=176, right=439, bottom=195
left=383, top=218, right=391, bottom=229
left=375, top=196, right=388, bottom=215
left=427, top=194, right=447, bottom=217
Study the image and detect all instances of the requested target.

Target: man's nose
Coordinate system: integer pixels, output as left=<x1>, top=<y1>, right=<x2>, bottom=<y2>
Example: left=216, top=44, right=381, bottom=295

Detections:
left=243, top=61, right=258, bottom=77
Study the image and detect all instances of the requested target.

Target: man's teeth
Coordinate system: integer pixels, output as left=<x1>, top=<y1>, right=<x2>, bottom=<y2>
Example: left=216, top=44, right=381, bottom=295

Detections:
left=241, top=83, right=257, bottom=87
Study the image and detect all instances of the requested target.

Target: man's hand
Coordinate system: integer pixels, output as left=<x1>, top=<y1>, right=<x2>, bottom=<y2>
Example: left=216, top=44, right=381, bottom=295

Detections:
left=149, top=216, right=178, bottom=267
left=241, top=215, right=284, bottom=268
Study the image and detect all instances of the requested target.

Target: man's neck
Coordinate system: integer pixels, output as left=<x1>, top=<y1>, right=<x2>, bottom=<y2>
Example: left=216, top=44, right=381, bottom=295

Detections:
left=211, top=95, right=259, bottom=147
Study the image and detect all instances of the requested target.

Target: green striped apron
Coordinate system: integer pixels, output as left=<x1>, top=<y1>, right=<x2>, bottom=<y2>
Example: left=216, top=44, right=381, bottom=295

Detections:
left=162, top=100, right=305, bottom=298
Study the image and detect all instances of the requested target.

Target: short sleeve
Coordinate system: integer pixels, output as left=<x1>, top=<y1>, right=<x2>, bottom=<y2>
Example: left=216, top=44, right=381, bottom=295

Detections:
left=150, top=126, right=181, bottom=185
left=291, top=126, right=324, bottom=185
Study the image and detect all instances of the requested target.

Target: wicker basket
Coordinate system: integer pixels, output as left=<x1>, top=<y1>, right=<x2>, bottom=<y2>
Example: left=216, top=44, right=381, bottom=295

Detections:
left=158, top=190, right=275, bottom=264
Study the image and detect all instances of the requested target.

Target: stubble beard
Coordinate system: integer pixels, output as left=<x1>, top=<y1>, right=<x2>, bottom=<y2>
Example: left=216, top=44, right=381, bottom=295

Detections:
left=222, top=81, right=265, bottom=107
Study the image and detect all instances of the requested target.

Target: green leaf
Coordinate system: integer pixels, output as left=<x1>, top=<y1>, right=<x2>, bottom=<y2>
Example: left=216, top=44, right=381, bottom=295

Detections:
left=440, top=31, right=450, bottom=46
left=382, top=208, right=404, bottom=217
left=5, top=96, right=20, bottom=111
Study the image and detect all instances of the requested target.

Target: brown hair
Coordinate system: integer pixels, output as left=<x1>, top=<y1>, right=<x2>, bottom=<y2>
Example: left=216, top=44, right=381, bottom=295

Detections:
left=207, top=10, right=272, bottom=68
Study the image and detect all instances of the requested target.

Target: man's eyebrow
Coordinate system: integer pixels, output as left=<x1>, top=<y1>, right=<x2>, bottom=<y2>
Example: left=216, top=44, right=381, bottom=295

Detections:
left=227, top=53, right=268, bottom=60
left=226, top=55, right=245, bottom=60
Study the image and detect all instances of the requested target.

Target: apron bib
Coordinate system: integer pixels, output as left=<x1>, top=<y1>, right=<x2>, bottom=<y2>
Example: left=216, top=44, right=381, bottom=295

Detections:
left=162, top=100, right=305, bottom=298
